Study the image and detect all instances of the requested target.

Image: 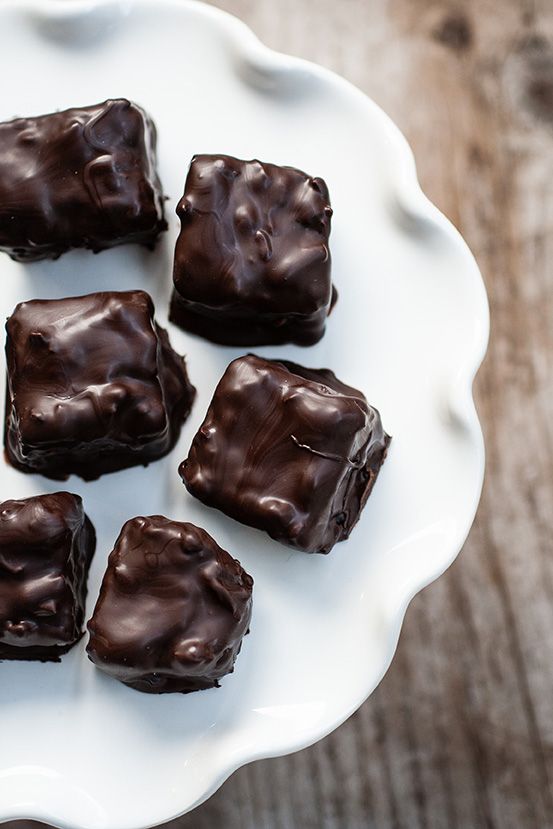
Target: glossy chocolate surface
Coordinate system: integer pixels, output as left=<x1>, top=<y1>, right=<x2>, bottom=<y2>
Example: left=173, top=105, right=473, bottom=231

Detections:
left=87, top=516, right=253, bottom=694
left=5, top=290, right=195, bottom=481
left=0, top=99, right=166, bottom=262
left=181, top=355, right=390, bottom=554
left=170, top=154, right=335, bottom=346
left=0, top=492, right=95, bottom=661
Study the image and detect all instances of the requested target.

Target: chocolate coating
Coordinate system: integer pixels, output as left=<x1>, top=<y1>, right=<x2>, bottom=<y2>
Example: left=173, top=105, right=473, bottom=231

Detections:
left=0, top=492, right=95, bottom=661
left=0, top=99, right=166, bottom=262
left=5, top=290, right=195, bottom=481
left=170, top=154, right=335, bottom=346
left=87, top=516, right=253, bottom=694
left=181, top=355, right=390, bottom=554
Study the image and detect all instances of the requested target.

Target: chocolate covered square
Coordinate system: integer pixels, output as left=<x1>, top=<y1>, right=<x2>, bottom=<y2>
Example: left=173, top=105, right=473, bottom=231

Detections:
left=0, top=492, right=95, bottom=661
left=181, top=355, right=390, bottom=554
left=5, top=290, right=195, bottom=480
left=87, top=516, right=253, bottom=693
left=0, top=99, right=167, bottom=262
left=170, top=154, right=335, bottom=346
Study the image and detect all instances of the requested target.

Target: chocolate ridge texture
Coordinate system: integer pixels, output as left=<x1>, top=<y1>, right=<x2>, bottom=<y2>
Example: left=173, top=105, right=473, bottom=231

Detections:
left=181, top=355, right=391, bottom=554
left=87, top=516, right=253, bottom=693
left=0, top=492, right=96, bottom=661
left=170, top=154, right=335, bottom=346
left=4, top=290, right=195, bottom=481
left=0, top=98, right=167, bottom=262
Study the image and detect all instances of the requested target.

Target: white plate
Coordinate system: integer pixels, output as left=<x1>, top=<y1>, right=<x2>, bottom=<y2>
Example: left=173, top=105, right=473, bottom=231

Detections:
left=0, top=1, right=489, bottom=827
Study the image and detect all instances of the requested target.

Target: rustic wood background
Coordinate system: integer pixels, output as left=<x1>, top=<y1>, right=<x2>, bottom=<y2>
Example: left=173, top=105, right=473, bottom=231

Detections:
left=7, top=0, right=553, bottom=827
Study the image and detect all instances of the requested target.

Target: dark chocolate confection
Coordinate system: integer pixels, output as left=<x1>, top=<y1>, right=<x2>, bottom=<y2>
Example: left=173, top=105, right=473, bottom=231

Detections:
left=170, top=154, right=335, bottom=346
left=87, top=516, right=253, bottom=694
left=181, top=355, right=390, bottom=554
left=0, top=98, right=167, bottom=262
left=0, top=492, right=95, bottom=661
left=5, top=290, right=195, bottom=481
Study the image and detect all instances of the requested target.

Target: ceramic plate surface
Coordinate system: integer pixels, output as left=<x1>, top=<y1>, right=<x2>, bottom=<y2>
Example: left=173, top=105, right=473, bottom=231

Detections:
left=0, top=1, right=489, bottom=827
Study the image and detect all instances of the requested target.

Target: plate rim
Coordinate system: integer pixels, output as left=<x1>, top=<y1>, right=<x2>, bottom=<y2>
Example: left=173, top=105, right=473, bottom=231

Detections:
left=0, top=0, right=490, bottom=826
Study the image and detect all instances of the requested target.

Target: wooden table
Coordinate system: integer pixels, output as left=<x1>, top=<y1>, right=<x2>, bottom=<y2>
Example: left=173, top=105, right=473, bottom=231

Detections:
left=8, top=1, right=553, bottom=827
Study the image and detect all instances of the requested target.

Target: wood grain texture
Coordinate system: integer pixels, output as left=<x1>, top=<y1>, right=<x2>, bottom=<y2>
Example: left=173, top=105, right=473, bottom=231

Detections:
left=6, top=1, right=553, bottom=827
